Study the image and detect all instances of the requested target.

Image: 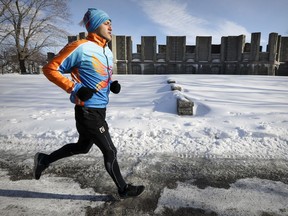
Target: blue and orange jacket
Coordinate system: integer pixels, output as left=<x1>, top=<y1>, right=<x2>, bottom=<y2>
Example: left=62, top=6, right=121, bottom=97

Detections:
left=42, top=33, right=113, bottom=108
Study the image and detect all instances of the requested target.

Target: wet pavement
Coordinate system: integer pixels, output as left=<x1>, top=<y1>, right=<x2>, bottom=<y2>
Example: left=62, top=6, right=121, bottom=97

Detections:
left=1, top=152, right=288, bottom=216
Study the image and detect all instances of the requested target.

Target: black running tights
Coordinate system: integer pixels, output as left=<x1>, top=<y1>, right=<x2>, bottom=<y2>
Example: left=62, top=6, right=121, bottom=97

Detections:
left=44, top=106, right=127, bottom=191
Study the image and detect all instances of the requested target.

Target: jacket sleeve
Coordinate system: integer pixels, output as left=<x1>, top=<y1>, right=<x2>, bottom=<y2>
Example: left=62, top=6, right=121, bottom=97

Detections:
left=42, top=41, right=85, bottom=93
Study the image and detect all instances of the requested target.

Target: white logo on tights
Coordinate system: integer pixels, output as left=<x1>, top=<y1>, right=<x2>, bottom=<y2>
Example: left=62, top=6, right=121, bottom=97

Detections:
left=99, top=126, right=105, bottom=133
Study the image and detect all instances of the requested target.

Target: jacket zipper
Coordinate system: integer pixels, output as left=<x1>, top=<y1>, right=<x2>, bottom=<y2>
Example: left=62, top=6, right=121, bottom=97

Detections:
left=103, top=46, right=111, bottom=89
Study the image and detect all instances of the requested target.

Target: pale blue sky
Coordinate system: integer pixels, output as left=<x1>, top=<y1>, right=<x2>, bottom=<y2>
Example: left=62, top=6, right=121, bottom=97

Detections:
left=68, top=0, right=288, bottom=50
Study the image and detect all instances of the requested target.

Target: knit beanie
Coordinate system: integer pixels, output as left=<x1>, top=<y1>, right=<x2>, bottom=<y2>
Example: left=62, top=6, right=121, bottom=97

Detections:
left=83, top=8, right=110, bottom=32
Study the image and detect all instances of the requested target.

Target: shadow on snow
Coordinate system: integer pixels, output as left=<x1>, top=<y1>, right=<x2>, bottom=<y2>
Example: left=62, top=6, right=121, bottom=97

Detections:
left=0, top=189, right=116, bottom=202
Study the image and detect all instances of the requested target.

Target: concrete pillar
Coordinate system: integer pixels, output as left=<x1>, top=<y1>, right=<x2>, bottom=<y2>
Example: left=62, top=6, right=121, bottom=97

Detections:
left=268, top=32, right=279, bottom=62
left=116, top=36, right=127, bottom=61
left=47, top=52, right=55, bottom=61
left=250, top=32, right=261, bottom=61
left=276, top=35, right=281, bottom=62
left=166, top=36, right=186, bottom=62
left=126, top=36, right=133, bottom=74
left=68, top=36, right=77, bottom=43
left=278, top=35, right=288, bottom=75
left=237, top=35, right=245, bottom=61
left=78, top=32, right=86, bottom=39
left=195, top=36, right=212, bottom=62
left=221, top=35, right=245, bottom=74
left=141, top=36, right=156, bottom=62
left=110, top=35, right=128, bottom=74
left=220, top=36, right=227, bottom=62
left=279, top=37, right=288, bottom=62
left=226, top=35, right=245, bottom=61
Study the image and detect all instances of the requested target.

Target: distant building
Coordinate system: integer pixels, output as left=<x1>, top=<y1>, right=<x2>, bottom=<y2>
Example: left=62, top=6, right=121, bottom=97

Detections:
left=49, top=32, right=288, bottom=76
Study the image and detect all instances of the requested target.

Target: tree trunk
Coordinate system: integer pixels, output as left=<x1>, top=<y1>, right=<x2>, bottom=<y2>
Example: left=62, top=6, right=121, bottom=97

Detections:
left=19, top=59, right=27, bottom=74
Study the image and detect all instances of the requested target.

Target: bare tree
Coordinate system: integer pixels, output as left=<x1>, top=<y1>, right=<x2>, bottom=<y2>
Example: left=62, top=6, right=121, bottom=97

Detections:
left=0, top=0, right=12, bottom=17
left=0, top=0, right=71, bottom=74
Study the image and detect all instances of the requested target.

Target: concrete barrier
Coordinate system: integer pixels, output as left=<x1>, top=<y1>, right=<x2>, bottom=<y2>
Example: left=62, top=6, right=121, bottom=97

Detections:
left=167, top=79, right=176, bottom=84
left=177, top=97, right=194, bottom=115
left=171, top=84, right=182, bottom=91
left=167, top=79, right=194, bottom=115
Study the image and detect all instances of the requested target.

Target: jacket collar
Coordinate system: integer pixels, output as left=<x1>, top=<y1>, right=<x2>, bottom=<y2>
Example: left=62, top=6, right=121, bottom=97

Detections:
left=86, top=33, right=107, bottom=47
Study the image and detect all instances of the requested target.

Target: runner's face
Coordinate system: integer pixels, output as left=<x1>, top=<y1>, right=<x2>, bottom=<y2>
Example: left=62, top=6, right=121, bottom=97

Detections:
left=95, top=20, right=112, bottom=41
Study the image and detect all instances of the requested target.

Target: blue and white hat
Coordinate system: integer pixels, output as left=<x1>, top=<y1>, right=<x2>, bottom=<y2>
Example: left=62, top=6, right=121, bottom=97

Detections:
left=83, top=8, right=110, bottom=32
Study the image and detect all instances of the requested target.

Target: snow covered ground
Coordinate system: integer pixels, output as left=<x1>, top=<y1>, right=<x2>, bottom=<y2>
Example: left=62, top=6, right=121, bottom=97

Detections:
left=0, top=74, right=287, bottom=215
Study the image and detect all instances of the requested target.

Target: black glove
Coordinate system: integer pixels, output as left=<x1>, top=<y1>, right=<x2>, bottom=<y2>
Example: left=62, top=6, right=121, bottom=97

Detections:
left=76, top=86, right=94, bottom=101
left=110, top=80, right=121, bottom=94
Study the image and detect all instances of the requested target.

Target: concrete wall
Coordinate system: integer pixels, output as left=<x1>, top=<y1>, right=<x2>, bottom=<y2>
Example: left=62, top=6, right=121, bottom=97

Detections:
left=110, top=32, right=287, bottom=76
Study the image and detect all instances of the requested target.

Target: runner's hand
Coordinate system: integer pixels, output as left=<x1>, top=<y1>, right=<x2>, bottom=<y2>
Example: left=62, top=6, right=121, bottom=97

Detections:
left=76, top=87, right=94, bottom=101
